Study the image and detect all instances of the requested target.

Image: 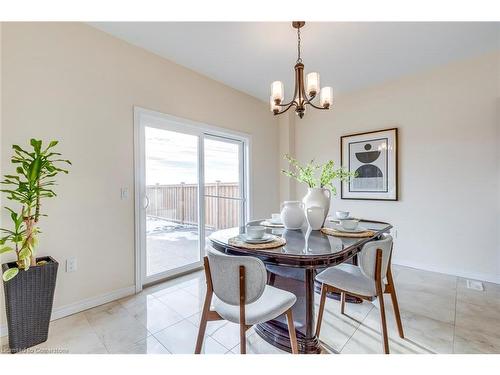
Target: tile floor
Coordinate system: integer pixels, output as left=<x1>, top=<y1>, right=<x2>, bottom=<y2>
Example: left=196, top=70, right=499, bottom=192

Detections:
left=2, top=265, right=500, bottom=354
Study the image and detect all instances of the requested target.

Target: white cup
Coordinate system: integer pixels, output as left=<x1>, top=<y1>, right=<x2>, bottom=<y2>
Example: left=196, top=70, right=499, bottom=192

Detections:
left=246, top=225, right=266, bottom=239
left=270, top=213, right=281, bottom=223
left=335, top=211, right=350, bottom=219
left=340, top=219, right=359, bottom=230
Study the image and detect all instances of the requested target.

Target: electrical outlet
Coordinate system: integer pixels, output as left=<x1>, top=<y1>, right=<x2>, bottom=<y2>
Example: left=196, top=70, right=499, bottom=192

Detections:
left=466, top=279, right=484, bottom=291
left=66, top=258, right=77, bottom=273
left=120, top=188, right=129, bottom=200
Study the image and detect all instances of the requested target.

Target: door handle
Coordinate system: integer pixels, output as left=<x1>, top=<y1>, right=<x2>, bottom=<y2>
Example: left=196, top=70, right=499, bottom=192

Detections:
left=144, top=195, right=150, bottom=209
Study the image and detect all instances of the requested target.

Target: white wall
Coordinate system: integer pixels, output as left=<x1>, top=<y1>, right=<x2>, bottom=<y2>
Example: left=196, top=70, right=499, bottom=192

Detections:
left=290, top=52, right=500, bottom=283
left=278, top=111, right=296, bottom=203
left=0, top=22, right=279, bottom=329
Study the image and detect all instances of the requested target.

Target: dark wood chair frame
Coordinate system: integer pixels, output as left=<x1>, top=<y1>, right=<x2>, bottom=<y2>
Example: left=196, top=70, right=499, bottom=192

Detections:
left=195, top=256, right=299, bottom=354
left=315, top=249, right=404, bottom=354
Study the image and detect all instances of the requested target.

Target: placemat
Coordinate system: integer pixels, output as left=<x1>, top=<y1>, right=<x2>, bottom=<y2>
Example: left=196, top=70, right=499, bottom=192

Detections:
left=321, top=227, right=375, bottom=238
left=228, top=235, right=286, bottom=249
left=260, top=220, right=284, bottom=228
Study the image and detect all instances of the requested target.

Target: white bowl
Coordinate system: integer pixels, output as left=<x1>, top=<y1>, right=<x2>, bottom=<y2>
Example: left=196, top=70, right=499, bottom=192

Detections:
left=340, top=219, right=359, bottom=230
left=335, top=211, right=350, bottom=219
left=246, top=225, right=266, bottom=240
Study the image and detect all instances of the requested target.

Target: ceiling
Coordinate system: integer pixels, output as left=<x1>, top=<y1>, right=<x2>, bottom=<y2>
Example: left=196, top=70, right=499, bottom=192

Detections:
left=89, top=22, right=500, bottom=102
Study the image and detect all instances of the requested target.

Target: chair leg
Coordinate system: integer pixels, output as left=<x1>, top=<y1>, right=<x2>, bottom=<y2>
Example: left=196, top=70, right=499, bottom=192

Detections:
left=377, top=288, right=390, bottom=354
left=268, top=272, right=276, bottom=286
left=195, top=293, right=211, bottom=354
left=315, top=283, right=328, bottom=337
left=387, top=269, right=404, bottom=338
left=240, top=323, right=247, bottom=354
left=340, top=292, right=346, bottom=315
left=286, top=309, right=299, bottom=354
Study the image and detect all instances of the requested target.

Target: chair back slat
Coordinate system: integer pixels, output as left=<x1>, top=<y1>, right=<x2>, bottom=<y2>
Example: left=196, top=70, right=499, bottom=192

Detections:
left=207, top=248, right=267, bottom=305
left=358, top=234, right=393, bottom=281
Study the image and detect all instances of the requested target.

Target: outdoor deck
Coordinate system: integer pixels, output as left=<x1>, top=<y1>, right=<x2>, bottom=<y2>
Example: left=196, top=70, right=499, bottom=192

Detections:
left=145, top=183, right=239, bottom=276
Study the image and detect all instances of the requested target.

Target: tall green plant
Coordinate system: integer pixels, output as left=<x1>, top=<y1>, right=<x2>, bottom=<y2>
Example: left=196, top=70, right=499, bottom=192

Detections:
left=281, top=154, right=355, bottom=195
left=0, top=139, right=71, bottom=281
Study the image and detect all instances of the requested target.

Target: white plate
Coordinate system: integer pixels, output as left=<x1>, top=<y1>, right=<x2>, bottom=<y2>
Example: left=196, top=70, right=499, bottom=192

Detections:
left=266, top=218, right=283, bottom=225
left=331, top=223, right=367, bottom=233
left=328, top=217, right=356, bottom=222
left=239, top=233, right=275, bottom=244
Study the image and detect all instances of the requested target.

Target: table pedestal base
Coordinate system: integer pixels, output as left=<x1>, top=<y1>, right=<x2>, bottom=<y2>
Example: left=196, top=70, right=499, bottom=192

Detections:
left=255, top=320, right=321, bottom=354
left=264, top=265, right=322, bottom=354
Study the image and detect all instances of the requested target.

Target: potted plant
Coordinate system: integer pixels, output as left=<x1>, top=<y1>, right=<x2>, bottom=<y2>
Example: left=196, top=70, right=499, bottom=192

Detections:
left=0, top=139, right=71, bottom=353
left=281, top=154, right=354, bottom=225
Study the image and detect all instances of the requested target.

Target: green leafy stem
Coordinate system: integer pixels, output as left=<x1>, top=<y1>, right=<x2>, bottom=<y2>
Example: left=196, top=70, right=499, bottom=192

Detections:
left=1, top=139, right=71, bottom=281
left=281, top=154, right=356, bottom=195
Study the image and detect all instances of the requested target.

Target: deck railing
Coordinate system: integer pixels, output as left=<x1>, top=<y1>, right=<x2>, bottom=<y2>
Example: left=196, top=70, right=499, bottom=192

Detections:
left=146, top=182, right=240, bottom=230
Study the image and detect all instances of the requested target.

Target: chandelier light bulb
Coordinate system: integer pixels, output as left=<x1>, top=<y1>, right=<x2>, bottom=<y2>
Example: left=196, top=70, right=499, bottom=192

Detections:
left=320, top=87, right=333, bottom=108
left=306, top=72, right=320, bottom=96
left=270, top=95, right=280, bottom=113
left=271, top=81, right=284, bottom=104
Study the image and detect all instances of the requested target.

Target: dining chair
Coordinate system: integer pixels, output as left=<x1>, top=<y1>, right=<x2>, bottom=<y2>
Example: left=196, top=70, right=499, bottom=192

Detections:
left=195, top=248, right=299, bottom=354
left=314, top=234, right=404, bottom=354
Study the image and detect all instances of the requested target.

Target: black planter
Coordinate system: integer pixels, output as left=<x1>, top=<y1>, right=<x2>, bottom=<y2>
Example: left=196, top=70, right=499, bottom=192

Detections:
left=2, top=256, right=58, bottom=353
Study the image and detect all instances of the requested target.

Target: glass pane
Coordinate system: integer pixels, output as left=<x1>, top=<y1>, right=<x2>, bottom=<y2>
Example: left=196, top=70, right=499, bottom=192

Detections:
left=204, top=138, right=241, bottom=198
left=204, top=196, right=242, bottom=231
left=204, top=196, right=242, bottom=250
left=145, top=127, right=200, bottom=277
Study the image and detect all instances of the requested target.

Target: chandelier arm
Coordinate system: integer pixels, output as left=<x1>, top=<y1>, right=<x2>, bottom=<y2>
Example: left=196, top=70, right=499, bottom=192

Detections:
left=306, top=101, right=330, bottom=110
left=292, top=72, right=300, bottom=105
left=305, top=92, right=316, bottom=102
left=299, top=77, right=311, bottom=107
left=301, top=79, right=330, bottom=110
left=274, top=102, right=296, bottom=116
left=277, top=99, right=296, bottom=107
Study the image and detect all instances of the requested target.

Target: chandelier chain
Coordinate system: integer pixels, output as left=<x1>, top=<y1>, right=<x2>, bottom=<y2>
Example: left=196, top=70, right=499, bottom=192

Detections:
left=296, top=26, right=302, bottom=63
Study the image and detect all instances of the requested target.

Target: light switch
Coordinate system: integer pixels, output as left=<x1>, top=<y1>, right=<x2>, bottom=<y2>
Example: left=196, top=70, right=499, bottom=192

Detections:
left=66, top=258, right=77, bottom=273
left=120, top=188, right=129, bottom=200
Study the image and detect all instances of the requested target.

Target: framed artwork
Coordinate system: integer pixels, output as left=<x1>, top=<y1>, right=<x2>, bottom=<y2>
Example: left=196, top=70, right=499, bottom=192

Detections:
left=340, top=128, right=398, bottom=201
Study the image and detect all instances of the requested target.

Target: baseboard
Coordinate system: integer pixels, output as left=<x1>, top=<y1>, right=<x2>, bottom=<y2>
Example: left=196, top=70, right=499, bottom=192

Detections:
left=393, top=260, right=500, bottom=285
left=0, top=285, right=135, bottom=338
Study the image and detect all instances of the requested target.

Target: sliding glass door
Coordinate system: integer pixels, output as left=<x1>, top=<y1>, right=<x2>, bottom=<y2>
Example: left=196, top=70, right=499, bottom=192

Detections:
left=144, top=126, right=200, bottom=280
left=203, top=135, right=246, bottom=244
left=135, top=108, right=248, bottom=287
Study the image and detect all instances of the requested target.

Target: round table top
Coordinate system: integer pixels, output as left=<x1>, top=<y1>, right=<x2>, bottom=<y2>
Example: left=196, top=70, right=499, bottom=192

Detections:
left=208, top=219, right=392, bottom=268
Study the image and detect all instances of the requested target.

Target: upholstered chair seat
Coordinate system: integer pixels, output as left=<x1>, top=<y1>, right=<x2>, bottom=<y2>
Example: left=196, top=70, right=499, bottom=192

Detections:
left=315, top=263, right=377, bottom=297
left=315, top=234, right=404, bottom=354
left=213, top=285, right=296, bottom=325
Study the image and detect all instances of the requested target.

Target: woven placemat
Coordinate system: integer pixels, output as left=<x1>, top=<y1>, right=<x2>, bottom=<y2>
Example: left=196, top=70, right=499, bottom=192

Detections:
left=228, top=235, right=286, bottom=249
left=321, top=227, right=375, bottom=238
left=260, top=220, right=284, bottom=228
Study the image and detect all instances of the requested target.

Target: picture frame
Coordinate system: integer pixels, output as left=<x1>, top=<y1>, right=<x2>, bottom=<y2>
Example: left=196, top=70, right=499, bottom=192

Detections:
left=340, top=128, right=398, bottom=201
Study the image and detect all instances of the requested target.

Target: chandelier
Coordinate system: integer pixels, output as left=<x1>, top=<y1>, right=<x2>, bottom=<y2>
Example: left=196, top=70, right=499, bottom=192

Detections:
left=270, top=21, right=333, bottom=119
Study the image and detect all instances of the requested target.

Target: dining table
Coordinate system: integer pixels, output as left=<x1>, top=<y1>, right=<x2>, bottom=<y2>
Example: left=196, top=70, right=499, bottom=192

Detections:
left=208, top=218, right=393, bottom=354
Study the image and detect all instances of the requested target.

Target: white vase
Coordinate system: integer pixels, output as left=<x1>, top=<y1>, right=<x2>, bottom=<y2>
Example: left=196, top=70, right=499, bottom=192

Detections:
left=280, top=201, right=305, bottom=230
left=305, top=206, right=325, bottom=231
left=302, top=188, right=331, bottom=226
